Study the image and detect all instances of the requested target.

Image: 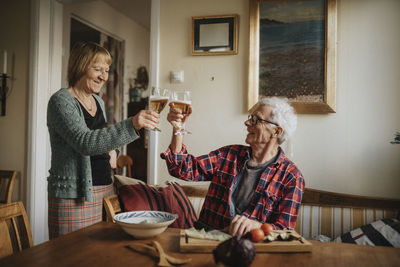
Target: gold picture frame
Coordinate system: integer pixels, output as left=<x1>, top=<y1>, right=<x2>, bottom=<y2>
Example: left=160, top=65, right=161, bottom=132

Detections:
left=191, top=14, right=238, bottom=56
left=248, top=0, right=337, bottom=113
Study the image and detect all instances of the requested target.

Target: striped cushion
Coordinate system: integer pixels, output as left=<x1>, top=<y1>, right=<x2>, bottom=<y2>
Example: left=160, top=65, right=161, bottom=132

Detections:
left=118, top=182, right=198, bottom=229
left=334, top=218, right=400, bottom=247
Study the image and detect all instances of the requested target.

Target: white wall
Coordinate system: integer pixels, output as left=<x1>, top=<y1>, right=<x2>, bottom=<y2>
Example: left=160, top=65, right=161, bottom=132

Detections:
left=294, top=0, right=400, bottom=198
left=157, top=0, right=400, bottom=198
left=156, top=0, right=250, bottom=187
left=62, top=0, right=150, bottom=118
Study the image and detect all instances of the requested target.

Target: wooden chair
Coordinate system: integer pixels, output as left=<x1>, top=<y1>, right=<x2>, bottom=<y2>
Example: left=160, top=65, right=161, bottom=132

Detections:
left=115, top=155, right=133, bottom=177
left=103, top=184, right=209, bottom=223
left=0, top=201, right=33, bottom=259
left=0, top=170, right=17, bottom=204
left=103, top=194, right=122, bottom=223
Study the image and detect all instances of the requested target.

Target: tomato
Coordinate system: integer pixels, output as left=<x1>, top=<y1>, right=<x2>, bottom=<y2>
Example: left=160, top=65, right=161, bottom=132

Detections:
left=261, top=223, right=274, bottom=236
left=250, top=228, right=265, bottom=242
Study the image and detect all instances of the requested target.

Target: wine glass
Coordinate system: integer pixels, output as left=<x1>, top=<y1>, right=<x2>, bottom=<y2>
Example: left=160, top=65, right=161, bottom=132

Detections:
left=149, top=87, right=170, bottom=132
left=170, top=91, right=192, bottom=135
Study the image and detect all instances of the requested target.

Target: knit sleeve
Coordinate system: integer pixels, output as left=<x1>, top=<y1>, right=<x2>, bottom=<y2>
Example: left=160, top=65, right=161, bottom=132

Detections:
left=47, top=92, right=139, bottom=156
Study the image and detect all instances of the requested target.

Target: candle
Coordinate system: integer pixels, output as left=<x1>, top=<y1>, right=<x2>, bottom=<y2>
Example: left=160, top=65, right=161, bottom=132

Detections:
left=3, top=50, right=7, bottom=74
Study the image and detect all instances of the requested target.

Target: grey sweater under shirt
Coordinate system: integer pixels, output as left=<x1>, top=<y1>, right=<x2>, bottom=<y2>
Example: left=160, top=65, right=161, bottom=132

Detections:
left=231, top=154, right=278, bottom=214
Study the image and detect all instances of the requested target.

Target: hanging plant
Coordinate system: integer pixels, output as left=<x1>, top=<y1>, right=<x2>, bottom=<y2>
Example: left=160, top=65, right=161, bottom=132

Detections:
left=129, top=66, right=149, bottom=102
left=135, top=66, right=149, bottom=91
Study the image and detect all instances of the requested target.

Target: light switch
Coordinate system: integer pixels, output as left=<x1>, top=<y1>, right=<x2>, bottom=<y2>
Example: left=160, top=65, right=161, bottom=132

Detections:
left=170, top=70, right=184, bottom=83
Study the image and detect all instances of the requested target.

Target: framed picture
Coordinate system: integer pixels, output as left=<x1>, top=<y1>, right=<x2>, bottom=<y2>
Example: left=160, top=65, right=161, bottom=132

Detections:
left=248, top=0, right=337, bottom=113
left=191, top=14, right=238, bottom=55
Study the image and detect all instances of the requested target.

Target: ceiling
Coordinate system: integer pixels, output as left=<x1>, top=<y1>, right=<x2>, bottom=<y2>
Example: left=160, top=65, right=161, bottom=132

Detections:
left=58, top=0, right=151, bottom=30
left=102, top=0, right=151, bottom=30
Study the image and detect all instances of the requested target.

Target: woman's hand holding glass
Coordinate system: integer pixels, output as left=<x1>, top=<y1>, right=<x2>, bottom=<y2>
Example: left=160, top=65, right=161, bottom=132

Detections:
left=148, top=87, right=170, bottom=131
left=131, top=110, right=160, bottom=131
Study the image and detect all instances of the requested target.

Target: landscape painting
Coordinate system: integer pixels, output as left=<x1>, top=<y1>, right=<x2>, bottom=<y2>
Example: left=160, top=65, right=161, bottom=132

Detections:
left=259, top=0, right=325, bottom=103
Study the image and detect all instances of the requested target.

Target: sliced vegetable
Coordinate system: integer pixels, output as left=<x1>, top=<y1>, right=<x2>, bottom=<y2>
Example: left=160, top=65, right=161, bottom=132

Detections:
left=279, top=232, right=290, bottom=240
left=264, top=231, right=279, bottom=242
left=184, top=228, right=231, bottom=241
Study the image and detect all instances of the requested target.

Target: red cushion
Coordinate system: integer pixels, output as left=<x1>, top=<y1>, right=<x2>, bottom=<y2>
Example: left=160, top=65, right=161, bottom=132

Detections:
left=118, top=183, right=197, bottom=229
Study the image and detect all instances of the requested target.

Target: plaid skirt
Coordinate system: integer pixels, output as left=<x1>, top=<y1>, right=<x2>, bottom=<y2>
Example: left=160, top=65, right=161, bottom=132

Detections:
left=48, top=184, right=114, bottom=239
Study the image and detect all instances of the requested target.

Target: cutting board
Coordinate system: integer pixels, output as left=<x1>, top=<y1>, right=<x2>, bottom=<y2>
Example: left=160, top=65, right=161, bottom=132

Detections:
left=180, top=230, right=312, bottom=253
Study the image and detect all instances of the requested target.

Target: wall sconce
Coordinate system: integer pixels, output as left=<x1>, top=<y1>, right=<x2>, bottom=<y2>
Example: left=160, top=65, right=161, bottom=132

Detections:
left=1, top=50, right=10, bottom=116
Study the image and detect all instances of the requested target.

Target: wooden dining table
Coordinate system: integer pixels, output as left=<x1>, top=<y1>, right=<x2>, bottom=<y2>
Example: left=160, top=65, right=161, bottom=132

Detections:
left=1, top=221, right=399, bottom=266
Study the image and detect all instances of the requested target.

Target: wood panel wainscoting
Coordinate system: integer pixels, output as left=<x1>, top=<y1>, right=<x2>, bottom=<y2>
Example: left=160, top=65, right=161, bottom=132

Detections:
left=296, top=188, right=400, bottom=239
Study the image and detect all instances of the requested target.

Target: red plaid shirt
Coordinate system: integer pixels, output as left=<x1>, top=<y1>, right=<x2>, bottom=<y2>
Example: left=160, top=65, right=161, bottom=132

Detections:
left=161, top=144, right=304, bottom=230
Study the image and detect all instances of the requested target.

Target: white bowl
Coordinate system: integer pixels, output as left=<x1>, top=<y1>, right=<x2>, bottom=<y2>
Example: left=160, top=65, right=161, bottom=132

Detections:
left=114, top=211, right=178, bottom=239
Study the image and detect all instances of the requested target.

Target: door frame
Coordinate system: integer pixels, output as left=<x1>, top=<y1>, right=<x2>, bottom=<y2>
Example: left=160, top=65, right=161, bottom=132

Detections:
left=148, top=0, right=160, bottom=185
left=27, top=0, right=160, bottom=244
left=27, top=0, right=63, bottom=245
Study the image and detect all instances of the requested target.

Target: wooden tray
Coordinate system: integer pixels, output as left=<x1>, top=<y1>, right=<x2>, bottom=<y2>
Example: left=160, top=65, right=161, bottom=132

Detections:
left=180, top=230, right=312, bottom=253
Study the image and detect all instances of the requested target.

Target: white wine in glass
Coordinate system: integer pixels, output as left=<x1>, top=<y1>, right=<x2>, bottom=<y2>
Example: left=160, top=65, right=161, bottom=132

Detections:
left=171, top=91, right=192, bottom=135
left=149, top=87, right=170, bottom=131
left=171, top=101, right=191, bottom=114
left=149, top=97, right=168, bottom=113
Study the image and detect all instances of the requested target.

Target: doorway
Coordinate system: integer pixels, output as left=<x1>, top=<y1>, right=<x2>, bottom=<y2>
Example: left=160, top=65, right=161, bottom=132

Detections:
left=28, top=0, right=159, bottom=245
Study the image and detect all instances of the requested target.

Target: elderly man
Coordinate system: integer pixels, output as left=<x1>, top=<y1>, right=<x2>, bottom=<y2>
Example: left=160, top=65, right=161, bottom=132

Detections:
left=161, top=97, right=304, bottom=236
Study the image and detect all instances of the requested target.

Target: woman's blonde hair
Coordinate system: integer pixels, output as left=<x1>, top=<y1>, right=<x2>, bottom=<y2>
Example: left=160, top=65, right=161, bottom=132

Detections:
left=67, top=42, right=112, bottom=87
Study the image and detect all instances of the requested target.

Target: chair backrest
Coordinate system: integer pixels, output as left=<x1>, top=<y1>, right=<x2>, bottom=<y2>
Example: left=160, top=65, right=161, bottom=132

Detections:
left=296, top=188, right=400, bottom=239
left=0, top=201, right=33, bottom=259
left=115, top=155, right=133, bottom=177
left=103, top=194, right=122, bottom=223
left=181, top=185, right=208, bottom=217
left=0, top=170, right=17, bottom=204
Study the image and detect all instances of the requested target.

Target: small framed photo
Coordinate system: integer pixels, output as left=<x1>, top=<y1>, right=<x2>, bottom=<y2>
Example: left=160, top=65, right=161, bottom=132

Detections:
left=191, top=14, right=238, bottom=55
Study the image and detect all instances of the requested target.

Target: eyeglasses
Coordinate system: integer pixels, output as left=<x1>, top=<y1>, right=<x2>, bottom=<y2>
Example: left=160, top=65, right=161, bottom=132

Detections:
left=247, top=114, right=279, bottom=126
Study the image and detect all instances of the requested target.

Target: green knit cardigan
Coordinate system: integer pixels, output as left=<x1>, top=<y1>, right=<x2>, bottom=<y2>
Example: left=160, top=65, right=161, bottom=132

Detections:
left=47, top=88, right=139, bottom=201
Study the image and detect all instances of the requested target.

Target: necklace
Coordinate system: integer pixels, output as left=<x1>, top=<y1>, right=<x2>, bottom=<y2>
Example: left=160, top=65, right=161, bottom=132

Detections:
left=73, top=88, right=93, bottom=111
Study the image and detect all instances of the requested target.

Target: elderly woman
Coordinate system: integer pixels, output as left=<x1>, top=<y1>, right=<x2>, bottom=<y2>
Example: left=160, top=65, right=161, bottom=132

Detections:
left=47, top=42, right=159, bottom=238
left=161, top=97, right=304, bottom=236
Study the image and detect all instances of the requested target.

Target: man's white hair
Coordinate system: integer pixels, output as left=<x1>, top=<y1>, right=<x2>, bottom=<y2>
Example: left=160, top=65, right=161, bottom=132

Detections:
left=259, top=97, right=297, bottom=144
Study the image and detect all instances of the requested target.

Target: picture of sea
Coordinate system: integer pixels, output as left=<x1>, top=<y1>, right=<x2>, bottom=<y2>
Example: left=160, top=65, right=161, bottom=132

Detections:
left=259, top=0, right=325, bottom=102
